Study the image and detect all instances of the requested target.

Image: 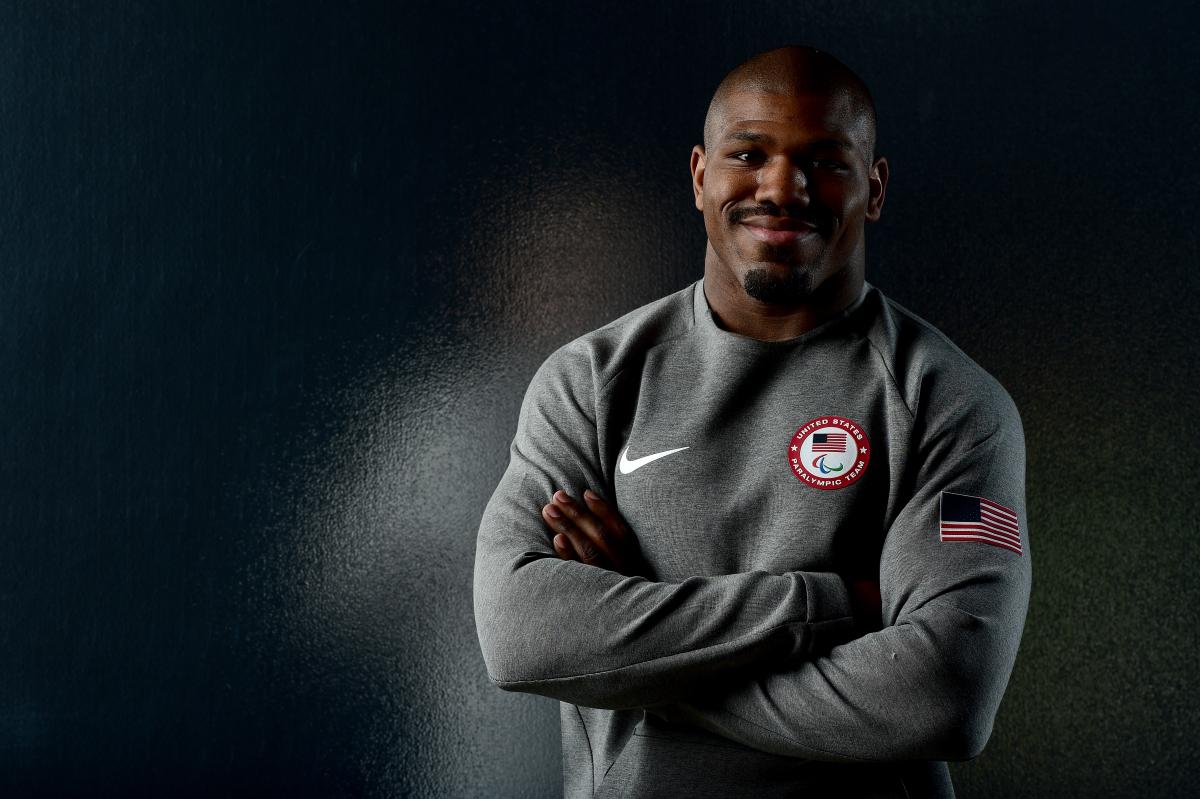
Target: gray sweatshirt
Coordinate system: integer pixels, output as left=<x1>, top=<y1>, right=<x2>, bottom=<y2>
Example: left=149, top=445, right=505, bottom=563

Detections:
left=473, top=277, right=1031, bottom=798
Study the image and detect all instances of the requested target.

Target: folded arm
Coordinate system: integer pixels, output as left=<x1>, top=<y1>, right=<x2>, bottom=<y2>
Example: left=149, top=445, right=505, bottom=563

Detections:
left=472, top=345, right=858, bottom=710
left=651, top=397, right=1032, bottom=762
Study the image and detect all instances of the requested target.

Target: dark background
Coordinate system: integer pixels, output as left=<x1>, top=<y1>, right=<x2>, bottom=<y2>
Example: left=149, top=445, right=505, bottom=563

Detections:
left=2, top=1, right=1197, bottom=796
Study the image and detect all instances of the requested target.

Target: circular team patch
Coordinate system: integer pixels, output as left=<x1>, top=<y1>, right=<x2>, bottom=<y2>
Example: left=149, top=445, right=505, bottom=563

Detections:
left=787, top=415, right=871, bottom=490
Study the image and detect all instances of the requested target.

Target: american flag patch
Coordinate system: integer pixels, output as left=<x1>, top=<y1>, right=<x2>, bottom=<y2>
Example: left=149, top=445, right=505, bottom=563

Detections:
left=939, top=492, right=1022, bottom=555
left=810, top=432, right=848, bottom=452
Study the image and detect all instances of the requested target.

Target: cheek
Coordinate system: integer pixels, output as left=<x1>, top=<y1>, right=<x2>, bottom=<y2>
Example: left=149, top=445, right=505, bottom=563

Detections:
left=700, top=206, right=722, bottom=248
left=821, top=179, right=867, bottom=214
left=813, top=182, right=848, bottom=208
left=701, top=197, right=729, bottom=239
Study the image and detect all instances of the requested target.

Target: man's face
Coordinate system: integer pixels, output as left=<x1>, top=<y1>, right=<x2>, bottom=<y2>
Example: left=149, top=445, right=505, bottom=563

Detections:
left=691, top=88, right=886, bottom=305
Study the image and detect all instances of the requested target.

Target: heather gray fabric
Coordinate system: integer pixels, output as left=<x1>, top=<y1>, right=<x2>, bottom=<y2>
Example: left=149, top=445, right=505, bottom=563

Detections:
left=473, top=277, right=1031, bottom=798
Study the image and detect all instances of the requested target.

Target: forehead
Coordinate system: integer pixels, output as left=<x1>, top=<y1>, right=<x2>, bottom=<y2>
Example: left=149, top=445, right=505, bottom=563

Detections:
left=714, top=89, right=869, bottom=150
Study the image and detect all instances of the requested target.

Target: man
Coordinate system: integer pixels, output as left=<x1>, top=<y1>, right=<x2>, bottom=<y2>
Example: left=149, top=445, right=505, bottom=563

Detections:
left=473, top=45, right=1031, bottom=799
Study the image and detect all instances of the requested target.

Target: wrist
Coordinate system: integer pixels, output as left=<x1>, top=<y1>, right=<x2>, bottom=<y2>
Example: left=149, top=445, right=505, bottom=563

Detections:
left=846, top=577, right=882, bottom=633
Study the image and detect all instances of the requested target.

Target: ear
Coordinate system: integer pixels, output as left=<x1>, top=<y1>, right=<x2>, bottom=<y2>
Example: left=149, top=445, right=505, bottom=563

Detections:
left=865, top=156, right=889, bottom=222
left=690, top=145, right=706, bottom=211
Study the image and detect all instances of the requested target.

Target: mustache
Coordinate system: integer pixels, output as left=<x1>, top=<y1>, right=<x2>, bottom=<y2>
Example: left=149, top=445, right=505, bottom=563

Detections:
left=729, top=205, right=824, bottom=227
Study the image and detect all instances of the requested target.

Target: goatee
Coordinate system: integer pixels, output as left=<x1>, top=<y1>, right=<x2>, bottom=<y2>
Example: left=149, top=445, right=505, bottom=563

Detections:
left=742, top=264, right=814, bottom=305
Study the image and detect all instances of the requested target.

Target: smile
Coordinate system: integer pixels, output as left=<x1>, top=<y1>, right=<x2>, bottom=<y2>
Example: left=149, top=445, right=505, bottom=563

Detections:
left=740, top=222, right=820, bottom=245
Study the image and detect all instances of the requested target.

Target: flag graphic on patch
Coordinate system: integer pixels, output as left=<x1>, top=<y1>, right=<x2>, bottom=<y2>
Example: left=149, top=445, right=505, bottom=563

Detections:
left=810, top=432, right=848, bottom=453
left=939, top=492, right=1022, bottom=555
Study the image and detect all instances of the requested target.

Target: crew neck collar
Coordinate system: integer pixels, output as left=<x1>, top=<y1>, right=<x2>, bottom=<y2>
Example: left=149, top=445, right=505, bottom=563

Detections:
left=691, top=275, right=872, bottom=350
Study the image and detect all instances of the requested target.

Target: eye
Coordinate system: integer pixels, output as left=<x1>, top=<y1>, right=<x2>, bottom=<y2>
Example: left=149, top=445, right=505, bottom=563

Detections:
left=731, top=151, right=761, bottom=163
left=812, top=159, right=848, bottom=171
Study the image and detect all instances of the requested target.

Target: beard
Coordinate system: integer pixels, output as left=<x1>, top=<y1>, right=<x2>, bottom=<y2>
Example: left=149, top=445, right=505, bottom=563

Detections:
left=742, top=257, right=816, bottom=305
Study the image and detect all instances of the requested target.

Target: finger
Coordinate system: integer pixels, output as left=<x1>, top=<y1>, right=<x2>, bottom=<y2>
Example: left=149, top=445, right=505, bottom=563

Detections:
left=542, top=502, right=606, bottom=567
left=583, top=490, right=650, bottom=577
left=552, top=533, right=573, bottom=560
left=552, top=491, right=625, bottom=571
left=549, top=494, right=616, bottom=569
left=582, top=489, right=632, bottom=543
left=553, top=491, right=625, bottom=570
left=547, top=503, right=597, bottom=559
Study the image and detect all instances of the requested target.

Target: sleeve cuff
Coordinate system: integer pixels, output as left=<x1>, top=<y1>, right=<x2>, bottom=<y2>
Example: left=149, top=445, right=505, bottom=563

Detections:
left=801, top=570, right=855, bottom=625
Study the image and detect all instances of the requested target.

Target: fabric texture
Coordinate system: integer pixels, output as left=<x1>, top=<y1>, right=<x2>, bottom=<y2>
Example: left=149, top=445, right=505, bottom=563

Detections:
left=473, top=277, right=1032, bottom=798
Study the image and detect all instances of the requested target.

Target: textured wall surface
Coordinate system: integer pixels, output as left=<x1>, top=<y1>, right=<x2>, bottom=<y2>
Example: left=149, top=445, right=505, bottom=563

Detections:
left=2, top=1, right=1197, bottom=796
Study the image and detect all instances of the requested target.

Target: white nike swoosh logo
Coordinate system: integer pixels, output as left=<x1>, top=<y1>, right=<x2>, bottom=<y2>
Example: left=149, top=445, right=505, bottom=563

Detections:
left=618, top=445, right=690, bottom=475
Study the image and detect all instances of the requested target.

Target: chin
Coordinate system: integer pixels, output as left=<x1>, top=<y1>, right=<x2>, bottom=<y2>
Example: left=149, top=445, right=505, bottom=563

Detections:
left=741, top=263, right=815, bottom=305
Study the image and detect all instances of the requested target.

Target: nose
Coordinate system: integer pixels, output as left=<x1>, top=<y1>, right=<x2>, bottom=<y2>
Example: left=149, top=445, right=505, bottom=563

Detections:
left=755, top=156, right=809, bottom=209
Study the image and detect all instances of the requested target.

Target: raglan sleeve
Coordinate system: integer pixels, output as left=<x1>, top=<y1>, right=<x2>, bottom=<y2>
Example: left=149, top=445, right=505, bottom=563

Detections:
left=650, top=376, right=1032, bottom=762
left=472, top=342, right=857, bottom=711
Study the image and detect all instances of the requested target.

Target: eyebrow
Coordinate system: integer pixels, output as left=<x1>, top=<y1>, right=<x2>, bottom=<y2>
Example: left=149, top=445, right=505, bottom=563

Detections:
left=724, top=130, right=770, bottom=144
left=721, top=130, right=853, bottom=150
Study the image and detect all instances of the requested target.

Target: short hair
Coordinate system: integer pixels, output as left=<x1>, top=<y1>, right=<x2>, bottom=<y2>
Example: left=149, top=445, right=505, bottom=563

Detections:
left=703, top=45, right=878, bottom=163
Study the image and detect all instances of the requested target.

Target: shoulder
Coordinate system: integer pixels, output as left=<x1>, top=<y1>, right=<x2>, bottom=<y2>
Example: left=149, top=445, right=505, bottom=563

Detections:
left=860, top=286, right=1023, bottom=445
left=531, top=281, right=697, bottom=396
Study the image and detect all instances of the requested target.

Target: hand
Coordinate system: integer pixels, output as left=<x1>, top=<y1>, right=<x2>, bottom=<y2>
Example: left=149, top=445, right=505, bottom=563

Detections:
left=541, top=489, right=647, bottom=576
left=846, top=577, right=883, bottom=633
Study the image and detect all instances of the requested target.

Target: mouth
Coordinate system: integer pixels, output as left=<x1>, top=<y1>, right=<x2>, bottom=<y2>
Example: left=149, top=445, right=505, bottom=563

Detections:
left=739, top=219, right=820, bottom=245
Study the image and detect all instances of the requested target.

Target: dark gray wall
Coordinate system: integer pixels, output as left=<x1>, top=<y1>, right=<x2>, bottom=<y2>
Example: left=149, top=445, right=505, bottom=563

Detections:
left=2, top=1, right=1196, bottom=796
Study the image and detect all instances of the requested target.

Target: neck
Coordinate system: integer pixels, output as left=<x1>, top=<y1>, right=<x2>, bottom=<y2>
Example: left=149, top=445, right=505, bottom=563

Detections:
left=702, top=247, right=866, bottom=342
